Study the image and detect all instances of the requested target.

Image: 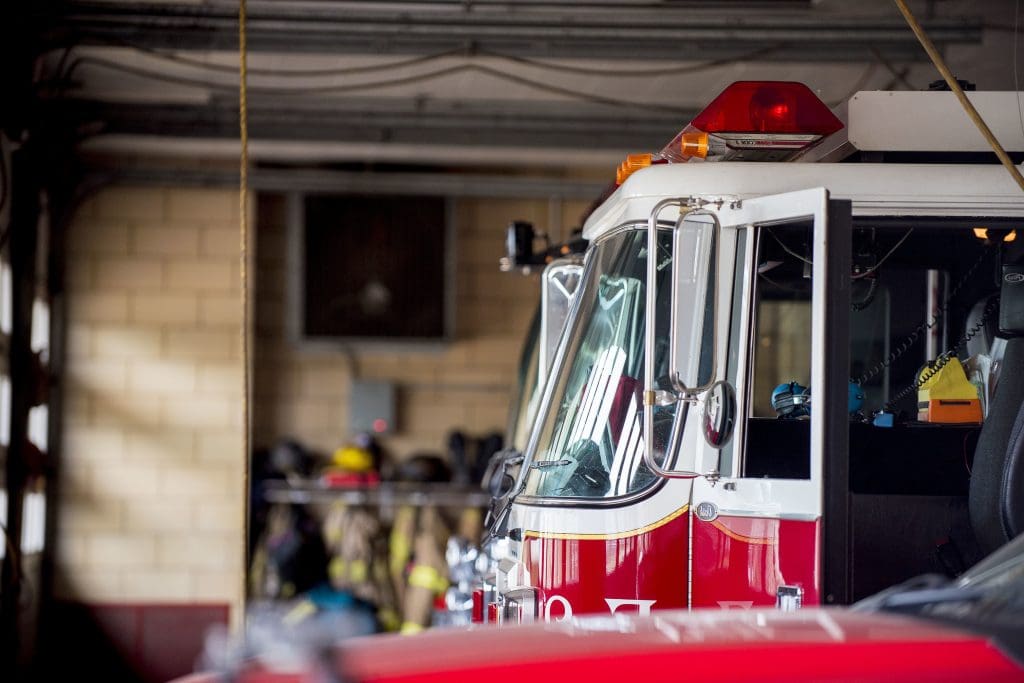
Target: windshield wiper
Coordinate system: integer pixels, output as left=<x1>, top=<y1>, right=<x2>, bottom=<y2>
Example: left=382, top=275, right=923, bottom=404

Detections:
left=530, top=458, right=573, bottom=469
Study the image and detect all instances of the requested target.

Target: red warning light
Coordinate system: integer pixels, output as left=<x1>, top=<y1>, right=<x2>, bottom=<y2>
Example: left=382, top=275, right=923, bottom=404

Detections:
left=690, top=81, right=842, bottom=136
left=659, top=81, right=844, bottom=163
left=372, top=418, right=388, bottom=433
left=749, top=88, right=792, bottom=132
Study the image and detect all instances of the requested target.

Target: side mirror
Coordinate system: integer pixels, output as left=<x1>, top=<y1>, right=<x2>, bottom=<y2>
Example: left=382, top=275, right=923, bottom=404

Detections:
left=670, top=212, right=720, bottom=395
left=701, top=380, right=736, bottom=449
left=482, top=449, right=524, bottom=498
left=482, top=449, right=525, bottom=539
left=539, top=257, right=583, bottom=381
left=642, top=200, right=722, bottom=480
left=486, top=465, right=517, bottom=498
left=502, top=221, right=538, bottom=271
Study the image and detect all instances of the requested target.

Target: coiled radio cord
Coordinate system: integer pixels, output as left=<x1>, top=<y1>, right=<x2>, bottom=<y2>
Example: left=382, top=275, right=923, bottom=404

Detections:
left=856, top=245, right=994, bottom=388
left=881, top=295, right=998, bottom=413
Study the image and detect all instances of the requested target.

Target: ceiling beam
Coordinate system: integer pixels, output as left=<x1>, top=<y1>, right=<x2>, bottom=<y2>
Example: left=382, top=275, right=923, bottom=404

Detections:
left=43, top=1, right=983, bottom=62
left=57, top=97, right=691, bottom=152
left=82, top=166, right=611, bottom=199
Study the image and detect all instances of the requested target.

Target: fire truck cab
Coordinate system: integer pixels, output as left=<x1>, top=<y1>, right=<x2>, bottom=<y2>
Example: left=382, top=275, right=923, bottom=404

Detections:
left=488, top=82, right=1024, bottom=623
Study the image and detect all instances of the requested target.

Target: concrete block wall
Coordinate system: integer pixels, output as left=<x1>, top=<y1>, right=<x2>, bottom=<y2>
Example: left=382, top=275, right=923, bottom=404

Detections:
left=253, top=193, right=592, bottom=463
left=60, top=186, right=246, bottom=617
left=59, top=182, right=591, bottom=618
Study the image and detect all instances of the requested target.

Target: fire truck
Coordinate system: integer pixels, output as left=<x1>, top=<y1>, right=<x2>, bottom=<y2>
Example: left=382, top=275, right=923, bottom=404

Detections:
left=481, top=80, right=1024, bottom=623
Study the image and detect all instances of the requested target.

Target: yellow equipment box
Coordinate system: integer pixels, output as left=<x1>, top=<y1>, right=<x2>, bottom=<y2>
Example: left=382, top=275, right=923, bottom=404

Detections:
left=917, top=358, right=982, bottom=423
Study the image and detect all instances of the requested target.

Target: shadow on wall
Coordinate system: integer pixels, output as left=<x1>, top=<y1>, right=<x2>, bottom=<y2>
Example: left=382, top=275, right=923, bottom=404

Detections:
left=34, top=590, right=228, bottom=683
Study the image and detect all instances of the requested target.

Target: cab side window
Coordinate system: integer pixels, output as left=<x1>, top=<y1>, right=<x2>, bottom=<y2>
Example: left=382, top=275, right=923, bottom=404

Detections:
left=741, top=223, right=813, bottom=479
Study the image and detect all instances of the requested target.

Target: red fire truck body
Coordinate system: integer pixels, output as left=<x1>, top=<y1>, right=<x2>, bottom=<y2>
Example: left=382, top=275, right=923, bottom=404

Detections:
left=484, top=83, right=1024, bottom=623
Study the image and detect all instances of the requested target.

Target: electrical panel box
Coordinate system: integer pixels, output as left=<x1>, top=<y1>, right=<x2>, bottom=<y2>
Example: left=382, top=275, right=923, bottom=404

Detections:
left=349, top=380, right=396, bottom=435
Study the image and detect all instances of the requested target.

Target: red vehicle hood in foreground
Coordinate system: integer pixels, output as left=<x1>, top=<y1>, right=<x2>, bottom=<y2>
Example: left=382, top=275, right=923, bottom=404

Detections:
left=339, top=609, right=1022, bottom=683
left=173, top=608, right=1023, bottom=683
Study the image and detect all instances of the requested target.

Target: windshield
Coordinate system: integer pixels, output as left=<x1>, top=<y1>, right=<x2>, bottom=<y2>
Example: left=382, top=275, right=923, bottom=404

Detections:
left=522, top=227, right=676, bottom=499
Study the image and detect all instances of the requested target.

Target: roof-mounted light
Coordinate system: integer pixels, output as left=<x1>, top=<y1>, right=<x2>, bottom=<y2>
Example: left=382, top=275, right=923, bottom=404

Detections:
left=615, top=153, right=670, bottom=186
left=616, top=153, right=653, bottom=185
left=660, top=81, right=844, bottom=163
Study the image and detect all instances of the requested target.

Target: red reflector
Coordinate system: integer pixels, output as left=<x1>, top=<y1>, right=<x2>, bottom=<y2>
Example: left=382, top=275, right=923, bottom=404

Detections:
left=472, top=589, right=484, bottom=623
left=691, top=81, right=843, bottom=136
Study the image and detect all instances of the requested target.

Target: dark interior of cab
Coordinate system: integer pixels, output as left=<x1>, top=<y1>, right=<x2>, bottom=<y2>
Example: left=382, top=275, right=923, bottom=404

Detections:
left=742, top=220, right=1024, bottom=601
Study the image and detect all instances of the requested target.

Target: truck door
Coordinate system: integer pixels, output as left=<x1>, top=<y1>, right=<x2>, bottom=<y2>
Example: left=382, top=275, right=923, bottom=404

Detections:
left=688, top=188, right=851, bottom=609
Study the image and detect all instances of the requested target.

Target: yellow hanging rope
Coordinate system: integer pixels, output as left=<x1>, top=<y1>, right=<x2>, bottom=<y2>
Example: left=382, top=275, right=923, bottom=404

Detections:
left=239, top=0, right=252, bottom=605
left=894, top=0, right=1024, bottom=193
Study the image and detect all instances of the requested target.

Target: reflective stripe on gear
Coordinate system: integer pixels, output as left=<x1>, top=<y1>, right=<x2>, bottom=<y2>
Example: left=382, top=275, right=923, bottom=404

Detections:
left=349, top=559, right=368, bottom=583
left=400, top=621, right=425, bottom=635
left=378, top=607, right=401, bottom=632
left=330, top=557, right=369, bottom=584
left=283, top=599, right=317, bottom=625
left=390, top=534, right=411, bottom=575
left=407, top=564, right=448, bottom=593
left=329, top=556, right=346, bottom=581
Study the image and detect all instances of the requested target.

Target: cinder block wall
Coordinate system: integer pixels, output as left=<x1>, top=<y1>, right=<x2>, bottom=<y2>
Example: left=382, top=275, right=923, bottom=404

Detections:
left=253, top=193, right=590, bottom=461
left=59, top=184, right=590, bottom=618
left=60, top=186, right=246, bottom=616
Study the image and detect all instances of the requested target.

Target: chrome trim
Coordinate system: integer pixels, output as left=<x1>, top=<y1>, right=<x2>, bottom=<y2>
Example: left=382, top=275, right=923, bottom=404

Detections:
left=501, top=587, right=538, bottom=624
left=643, top=199, right=716, bottom=480
left=514, top=475, right=670, bottom=509
left=539, top=256, right=584, bottom=383
left=716, top=508, right=820, bottom=522
left=776, top=585, right=803, bottom=611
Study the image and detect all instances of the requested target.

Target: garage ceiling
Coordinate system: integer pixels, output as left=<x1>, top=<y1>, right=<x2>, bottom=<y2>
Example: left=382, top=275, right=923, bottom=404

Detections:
left=29, top=0, right=1019, bottom=170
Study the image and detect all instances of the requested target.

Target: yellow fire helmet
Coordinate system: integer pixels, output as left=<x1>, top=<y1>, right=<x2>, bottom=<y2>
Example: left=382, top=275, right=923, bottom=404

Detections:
left=332, top=445, right=374, bottom=473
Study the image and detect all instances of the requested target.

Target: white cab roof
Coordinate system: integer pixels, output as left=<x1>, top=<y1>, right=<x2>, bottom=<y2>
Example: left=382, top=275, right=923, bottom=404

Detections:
left=582, top=162, right=1024, bottom=241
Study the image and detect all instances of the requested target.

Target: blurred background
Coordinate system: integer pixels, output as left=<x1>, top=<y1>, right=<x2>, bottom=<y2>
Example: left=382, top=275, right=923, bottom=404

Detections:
left=0, top=0, right=1018, bottom=680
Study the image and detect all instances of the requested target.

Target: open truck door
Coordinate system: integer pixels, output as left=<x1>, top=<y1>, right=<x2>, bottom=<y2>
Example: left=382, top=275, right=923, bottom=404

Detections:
left=652, top=188, right=852, bottom=609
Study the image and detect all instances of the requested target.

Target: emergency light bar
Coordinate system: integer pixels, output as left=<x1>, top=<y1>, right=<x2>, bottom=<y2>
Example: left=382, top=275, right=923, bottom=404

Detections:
left=659, top=81, right=844, bottom=163
left=613, top=81, right=844, bottom=185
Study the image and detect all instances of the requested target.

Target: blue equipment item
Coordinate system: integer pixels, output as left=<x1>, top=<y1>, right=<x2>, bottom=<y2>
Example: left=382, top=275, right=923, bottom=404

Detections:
left=771, top=381, right=811, bottom=418
left=848, top=380, right=865, bottom=414
left=873, top=411, right=895, bottom=428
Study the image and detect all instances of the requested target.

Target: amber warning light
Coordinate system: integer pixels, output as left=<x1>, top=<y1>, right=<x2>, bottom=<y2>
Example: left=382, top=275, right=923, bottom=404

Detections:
left=659, top=81, right=844, bottom=163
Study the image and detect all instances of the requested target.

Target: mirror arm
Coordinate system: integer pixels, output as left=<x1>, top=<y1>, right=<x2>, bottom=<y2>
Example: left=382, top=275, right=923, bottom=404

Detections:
left=641, top=398, right=703, bottom=479
left=647, top=388, right=697, bottom=407
left=644, top=199, right=704, bottom=480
